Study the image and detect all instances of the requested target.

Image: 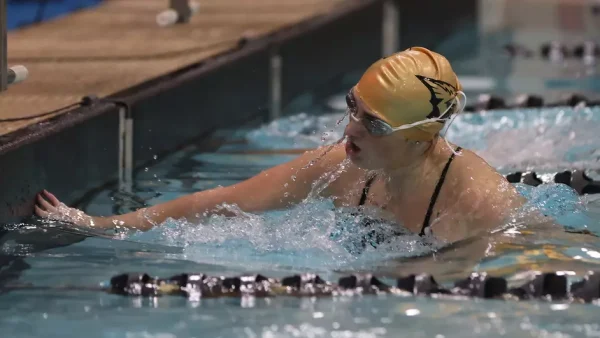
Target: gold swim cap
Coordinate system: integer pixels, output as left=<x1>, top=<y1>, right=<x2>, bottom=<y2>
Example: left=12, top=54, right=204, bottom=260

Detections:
left=354, top=47, right=462, bottom=141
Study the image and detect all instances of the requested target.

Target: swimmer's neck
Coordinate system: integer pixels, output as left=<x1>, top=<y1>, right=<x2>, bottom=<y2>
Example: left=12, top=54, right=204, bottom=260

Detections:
left=381, top=138, right=447, bottom=194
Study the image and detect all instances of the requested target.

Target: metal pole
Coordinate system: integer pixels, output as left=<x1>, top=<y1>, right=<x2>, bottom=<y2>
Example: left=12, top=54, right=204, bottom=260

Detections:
left=170, top=0, right=192, bottom=23
left=269, top=51, right=282, bottom=121
left=1, top=0, right=8, bottom=92
left=118, top=107, right=126, bottom=190
left=382, top=0, right=400, bottom=57
left=118, top=107, right=133, bottom=193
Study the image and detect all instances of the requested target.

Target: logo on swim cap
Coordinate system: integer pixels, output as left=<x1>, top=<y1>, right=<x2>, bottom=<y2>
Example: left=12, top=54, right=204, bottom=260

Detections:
left=415, top=75, right=458, bottom=120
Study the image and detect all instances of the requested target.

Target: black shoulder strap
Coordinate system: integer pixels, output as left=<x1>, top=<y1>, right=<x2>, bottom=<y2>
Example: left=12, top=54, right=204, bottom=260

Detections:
left=420, top=146, right=462, bottom=236
left=359, top=174, right=377, bottom=206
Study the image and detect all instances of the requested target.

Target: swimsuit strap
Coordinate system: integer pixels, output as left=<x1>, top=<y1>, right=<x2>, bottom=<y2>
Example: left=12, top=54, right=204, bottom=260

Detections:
left=358, top=174, right=377, bottom=206
left=420, top=146, right=462, bottom=236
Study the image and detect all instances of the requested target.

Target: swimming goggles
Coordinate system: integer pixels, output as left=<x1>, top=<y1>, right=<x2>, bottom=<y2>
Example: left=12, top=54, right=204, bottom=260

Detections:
left=346, top=91, right=467, bottom=137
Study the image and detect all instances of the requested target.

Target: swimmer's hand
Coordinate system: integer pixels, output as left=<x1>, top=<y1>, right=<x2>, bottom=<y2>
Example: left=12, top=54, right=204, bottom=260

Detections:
left=34, top=190, right=102, bottom=228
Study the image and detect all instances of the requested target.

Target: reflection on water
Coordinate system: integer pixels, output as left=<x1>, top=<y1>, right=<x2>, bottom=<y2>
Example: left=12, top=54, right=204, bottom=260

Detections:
left=2, top=289, right=600, bottom=338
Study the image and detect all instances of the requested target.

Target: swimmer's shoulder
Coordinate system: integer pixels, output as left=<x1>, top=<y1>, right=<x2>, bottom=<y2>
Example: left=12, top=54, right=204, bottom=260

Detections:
left=431, top=148, right=525, bottom=241
left=449, top=147, right=525, bottom=208
left=450, top=148, right=506, bottom=184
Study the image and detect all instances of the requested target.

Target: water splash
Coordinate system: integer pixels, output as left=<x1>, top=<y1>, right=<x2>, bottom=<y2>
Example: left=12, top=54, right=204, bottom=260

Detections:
left=127, top=199, right=436, bottom=273
left=514, top=182, right=596, bottom=232
left=297, top=111, right=348, bottom=171
left=101, top=102, right=600, bottom=276
left=121, top=176, right=600, bottom=277
left=306, top=157, right=351, bottom=200
left=445, top=106, right=600, bottom=171
left=288, top=113, right=349, bottom=198
left=245, top=112, right=347, bottom=149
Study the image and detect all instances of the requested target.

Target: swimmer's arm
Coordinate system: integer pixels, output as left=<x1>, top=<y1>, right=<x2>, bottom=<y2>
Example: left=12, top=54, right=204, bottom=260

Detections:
left=35, top=145, right=346, bottom=231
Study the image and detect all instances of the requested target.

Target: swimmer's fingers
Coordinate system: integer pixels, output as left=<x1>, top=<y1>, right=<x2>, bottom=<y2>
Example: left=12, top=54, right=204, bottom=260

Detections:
left=35, top=192, right=93, bottom=227
left=34, top=204, right=49, bottom=218
left=42, top=190, right=61, bottom=207
left=36, top=192, right=56, bottom=213
left=35, top=191, right=67, bottom=222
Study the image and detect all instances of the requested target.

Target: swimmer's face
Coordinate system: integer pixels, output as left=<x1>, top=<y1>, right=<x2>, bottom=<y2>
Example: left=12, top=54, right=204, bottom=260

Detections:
left=344, top=88, right=416, bottom=170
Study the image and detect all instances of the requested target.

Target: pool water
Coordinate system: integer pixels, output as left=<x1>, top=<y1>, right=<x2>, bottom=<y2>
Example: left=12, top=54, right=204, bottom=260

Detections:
left=2, top=97, right=600, bottom=337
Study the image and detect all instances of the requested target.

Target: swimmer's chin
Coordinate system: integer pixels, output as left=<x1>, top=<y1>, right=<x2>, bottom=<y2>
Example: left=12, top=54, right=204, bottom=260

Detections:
left=346, top=154, right=366, bottom=168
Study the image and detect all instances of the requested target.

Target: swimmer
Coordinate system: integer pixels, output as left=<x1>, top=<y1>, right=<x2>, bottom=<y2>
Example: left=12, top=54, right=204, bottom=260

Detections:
left=34, top=47, right=526, bottom=244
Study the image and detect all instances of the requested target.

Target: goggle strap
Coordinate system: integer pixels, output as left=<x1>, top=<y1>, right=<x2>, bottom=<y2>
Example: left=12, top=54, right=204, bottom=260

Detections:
left=389, top=93, right=462, bottom=131
left=441, top=91, right=467, bottom=156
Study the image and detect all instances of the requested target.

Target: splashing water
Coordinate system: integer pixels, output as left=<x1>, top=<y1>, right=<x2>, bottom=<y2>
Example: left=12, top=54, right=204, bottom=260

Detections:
left=73, top=100, right=600, bottom=281
left=444, top=106, right=600, bottom=171
left=514, top=182, right=596, bottom=230
left=296, top=111, right=348, bottom=172
left=245, top=112, right=348, bottom=150
left=128, top=198, right=438, bottom=275
left=305, top=156, right=350, bottom=200
left=115, top=103, right=600, bottom=275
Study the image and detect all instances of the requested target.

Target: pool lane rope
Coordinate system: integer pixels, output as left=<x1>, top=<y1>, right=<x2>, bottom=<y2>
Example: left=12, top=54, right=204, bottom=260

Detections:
left=506, top=170, right=600, bottom=195
left=4, top=271, right=600, bottom=304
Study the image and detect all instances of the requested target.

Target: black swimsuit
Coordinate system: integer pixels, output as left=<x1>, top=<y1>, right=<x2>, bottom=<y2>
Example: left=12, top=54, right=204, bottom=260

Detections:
left=354, top=146, right=462, bottom=249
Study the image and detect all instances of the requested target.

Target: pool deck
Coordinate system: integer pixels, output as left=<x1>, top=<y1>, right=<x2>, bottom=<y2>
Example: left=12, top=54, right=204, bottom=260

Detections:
left=0, top=0, right=395, bottom=224
left=0, top=0, right=345, bottom=137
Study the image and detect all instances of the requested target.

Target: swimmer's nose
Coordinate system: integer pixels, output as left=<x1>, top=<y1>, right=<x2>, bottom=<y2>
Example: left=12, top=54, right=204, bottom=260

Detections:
left=344, top=118, right=367, bottom=139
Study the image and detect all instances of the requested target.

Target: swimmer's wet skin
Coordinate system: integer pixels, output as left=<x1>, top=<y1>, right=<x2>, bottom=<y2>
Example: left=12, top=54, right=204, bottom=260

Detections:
left=35, top=47, right=527, bottom=246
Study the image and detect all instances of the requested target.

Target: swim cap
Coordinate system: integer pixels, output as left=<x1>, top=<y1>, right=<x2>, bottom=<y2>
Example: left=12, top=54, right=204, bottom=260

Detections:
left=354, top=47, right=463, bottom=141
